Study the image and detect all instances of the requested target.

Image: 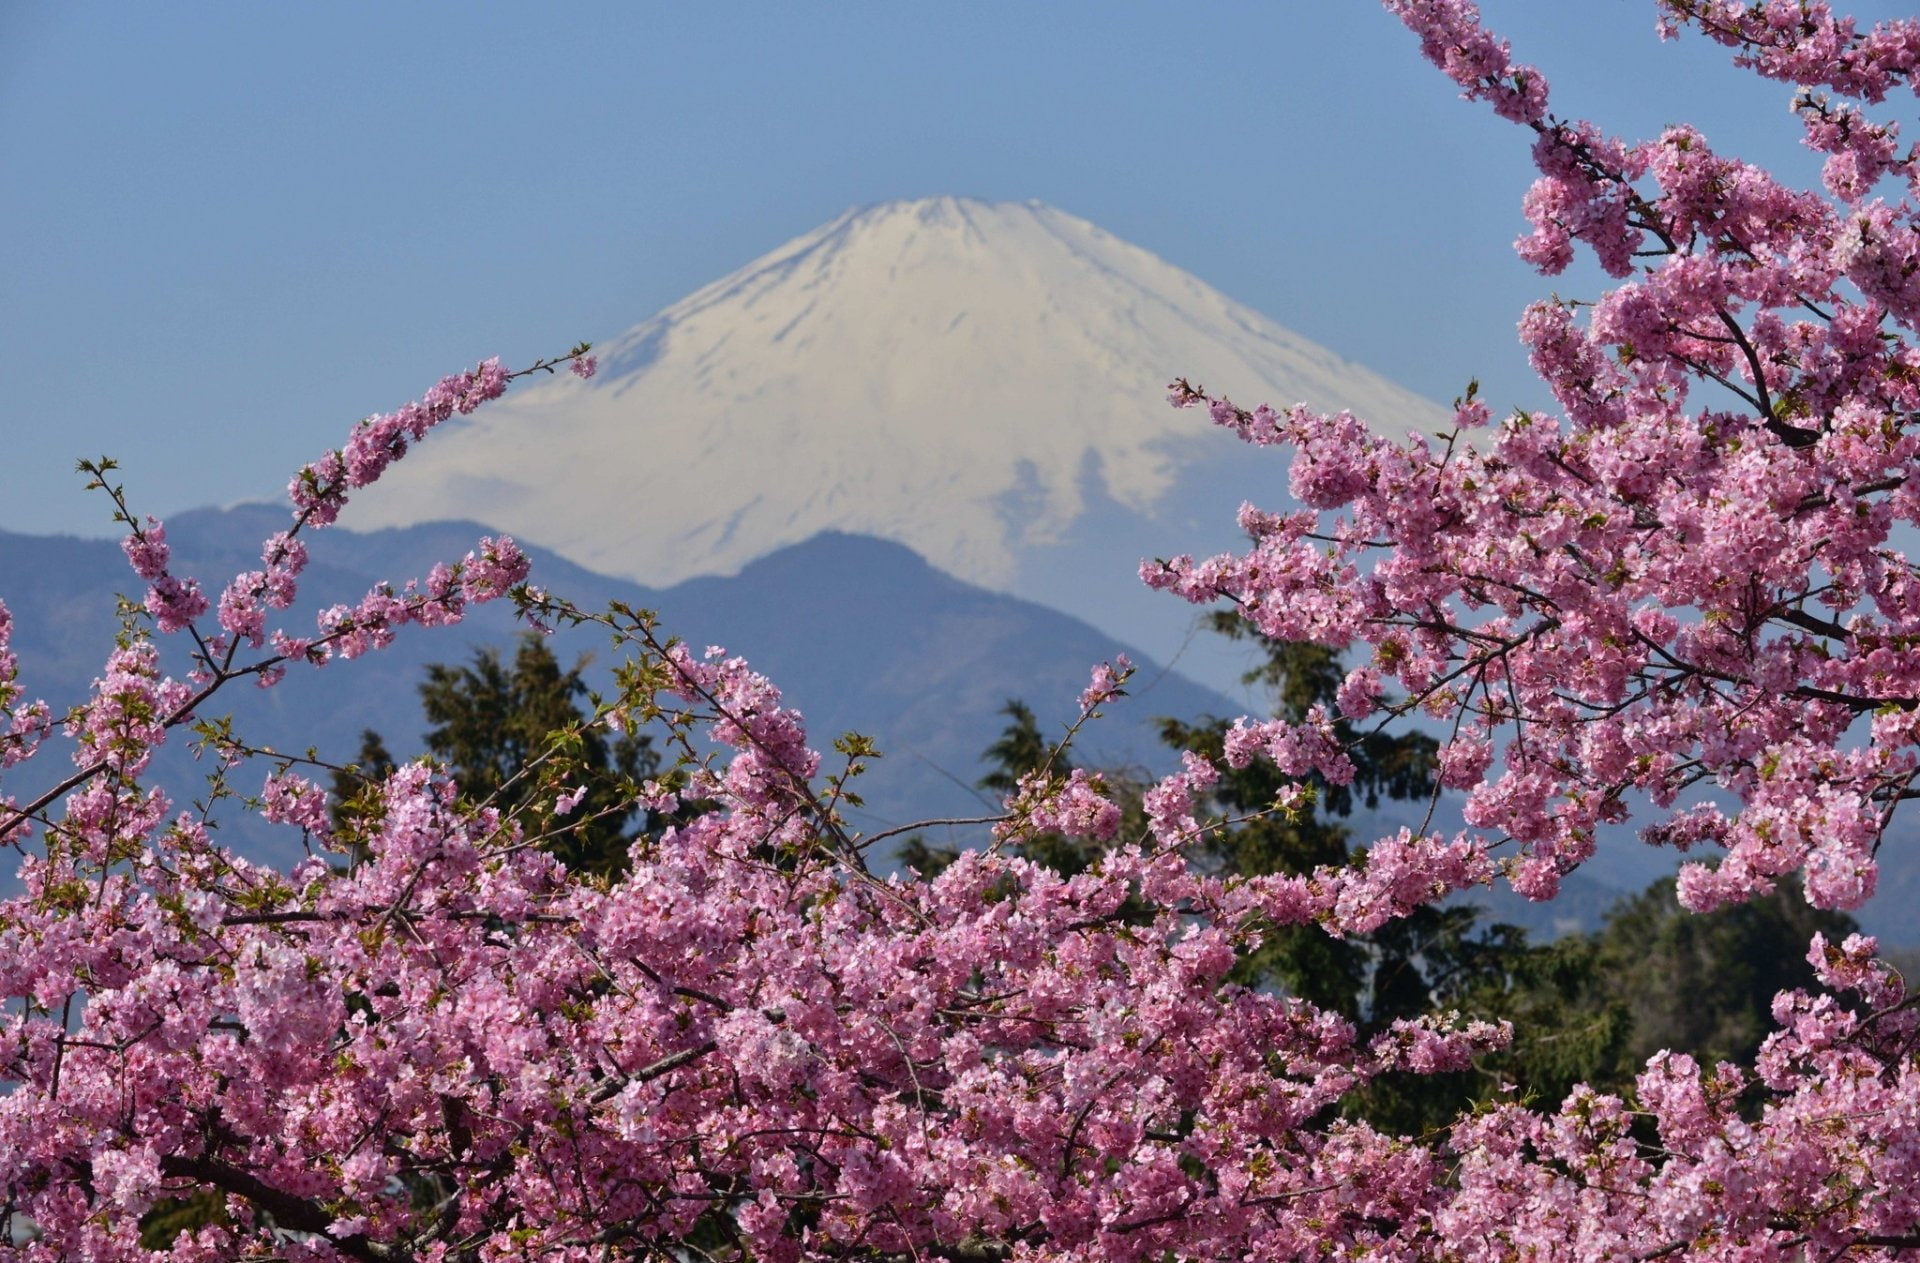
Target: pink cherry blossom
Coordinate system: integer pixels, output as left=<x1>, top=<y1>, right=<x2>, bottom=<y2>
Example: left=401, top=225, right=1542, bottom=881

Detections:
left=5, top=6, right=1920, bottom=1259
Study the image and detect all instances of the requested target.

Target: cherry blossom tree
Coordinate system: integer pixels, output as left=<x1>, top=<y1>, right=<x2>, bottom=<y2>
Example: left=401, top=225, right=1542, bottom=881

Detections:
left=5, top=2, right=1920, bottom=1259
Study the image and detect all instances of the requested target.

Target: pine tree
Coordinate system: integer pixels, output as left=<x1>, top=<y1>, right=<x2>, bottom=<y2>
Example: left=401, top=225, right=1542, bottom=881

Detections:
left=1158, top=615, right=1537, bottom=1132
left=899, top=699, right=1145, bottom=879
left=338, top=634, right=658, bottom=879
left=328, top=727, right=397, bottom=850
left=1160, top=614, right=1444, bottom=1017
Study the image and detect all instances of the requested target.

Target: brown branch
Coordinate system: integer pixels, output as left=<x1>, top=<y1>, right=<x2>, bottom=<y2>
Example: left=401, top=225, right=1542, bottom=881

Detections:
left=589, top=1039, right=720, bottom=1104
left=158, top=1155, right=386, bottom=1261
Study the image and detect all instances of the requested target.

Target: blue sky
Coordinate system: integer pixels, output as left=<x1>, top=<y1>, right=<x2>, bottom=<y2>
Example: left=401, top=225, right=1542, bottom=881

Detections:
left=2, top=2, right=1908, bottom=539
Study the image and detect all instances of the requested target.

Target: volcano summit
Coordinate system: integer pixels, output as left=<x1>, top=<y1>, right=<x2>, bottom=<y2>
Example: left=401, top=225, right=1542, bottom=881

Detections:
left=348, top=197, right=1447, bottom=666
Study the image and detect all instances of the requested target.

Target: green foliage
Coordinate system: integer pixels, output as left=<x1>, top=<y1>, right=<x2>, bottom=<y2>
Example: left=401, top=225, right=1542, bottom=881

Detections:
left=328, top=727, right=396, bottom=849
left=894, top=616, right=1866, bottom=1136
left=898, top=699, right=1146, bottom=880
left=1597, top=875, right=1854, bottom=1086
left=1157, top=615, right=1567, bottom=1132
left=1161, top=616, right=1443, bottom=1014
left=976, top=699, right=1053, bottom=799
left=1433, top=926, right=1633, bottom=1114
left=1428, top=873, right=1859, bottom=1122
left=1595, top=874, right=1857, bottom=1073
left=1164, top=617, right=1857, bottom=1127
left=137, top=1190, right=228, bottom=1250
left=892, top=833, right=953, bottom=878
left=339, top=634, right=660, bottom=879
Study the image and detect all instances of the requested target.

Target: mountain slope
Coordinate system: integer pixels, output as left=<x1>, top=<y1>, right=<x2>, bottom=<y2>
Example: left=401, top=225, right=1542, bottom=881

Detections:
left=346, top=197, right=1448, bottom=629
left=0, top=511, right=1240, bottom=865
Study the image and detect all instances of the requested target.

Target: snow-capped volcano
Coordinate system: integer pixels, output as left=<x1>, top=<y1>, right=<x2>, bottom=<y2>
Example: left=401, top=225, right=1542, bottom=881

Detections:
left=349, top=198, right=1447, bottom=604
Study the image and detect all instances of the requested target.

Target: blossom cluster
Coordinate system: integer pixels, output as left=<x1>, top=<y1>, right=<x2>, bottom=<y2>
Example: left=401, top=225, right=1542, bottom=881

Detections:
left=4, top=7, right=1920, bottom=1260
left=1157, top=0, right=1920, bottom=926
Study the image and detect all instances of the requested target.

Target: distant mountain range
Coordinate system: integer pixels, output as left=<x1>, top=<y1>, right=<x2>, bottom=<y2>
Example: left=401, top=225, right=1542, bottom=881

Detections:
left=0, top=508, right=1240, bottom=866
left=7, top=508, right=1910, bottom=944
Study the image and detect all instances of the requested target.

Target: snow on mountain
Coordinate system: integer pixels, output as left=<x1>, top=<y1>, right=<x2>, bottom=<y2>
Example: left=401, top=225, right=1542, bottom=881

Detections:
left=348, top=198, right=1449, bottom=631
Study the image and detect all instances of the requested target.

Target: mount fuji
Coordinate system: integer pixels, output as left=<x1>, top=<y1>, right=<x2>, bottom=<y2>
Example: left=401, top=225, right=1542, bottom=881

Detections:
left=346, top=197, right=1449, bottom=694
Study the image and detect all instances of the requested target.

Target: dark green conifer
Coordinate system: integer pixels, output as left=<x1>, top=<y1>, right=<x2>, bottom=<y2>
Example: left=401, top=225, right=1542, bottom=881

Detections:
left=336, top=634, right=658, bottom=879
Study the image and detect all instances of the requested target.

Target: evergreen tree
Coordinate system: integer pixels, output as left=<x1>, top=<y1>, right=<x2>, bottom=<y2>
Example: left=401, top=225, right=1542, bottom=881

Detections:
left=1160, top=614, right=1443, bottom=1016
left=975, top=699, right=1053, bottom=799
left=328, top=727, right=396, bottom=847
left=1438, top=874, right=1861, bottom=1117
left=911, top=620, right=1857, bottom=1135
left=339, top=634, right=658, bottom=879
left=1595, top=875, right=1855, bottom=1086
left=1157, top=614, right=1545, bottom=1132
left=899, top=699, right=1145, bottom=879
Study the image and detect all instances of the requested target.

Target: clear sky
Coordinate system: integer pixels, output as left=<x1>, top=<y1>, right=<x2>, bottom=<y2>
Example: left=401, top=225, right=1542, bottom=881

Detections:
left=2, top=2, right=1909, bottom=540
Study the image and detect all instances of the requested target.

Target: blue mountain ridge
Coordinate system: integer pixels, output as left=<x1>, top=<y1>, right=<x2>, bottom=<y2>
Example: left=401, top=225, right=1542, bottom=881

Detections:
left=7, top=505, right=1848, bottom=944
left=0, top=508, right=1238, bottom=861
